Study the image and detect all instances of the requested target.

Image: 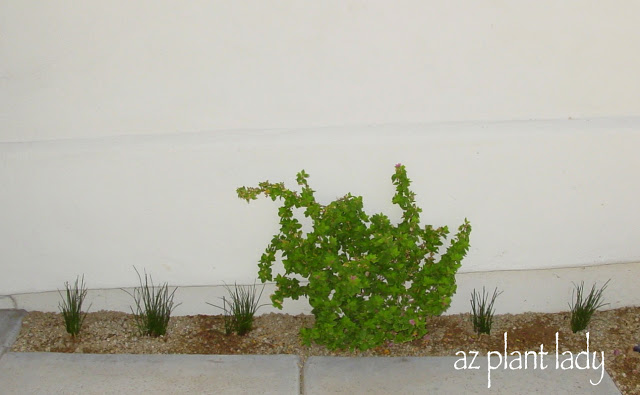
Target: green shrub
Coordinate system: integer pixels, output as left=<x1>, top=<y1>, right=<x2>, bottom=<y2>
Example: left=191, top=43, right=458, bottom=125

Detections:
left=569, top=280, right=610, bottom=333
left=124, top=267, right=180, bottom=337
left=470, top=286, right=502, bottom=335
left=208, top=281, right=267, bottom=336
left=237, top=164, right=471, bottom=350
left=58, top=275, right=90, bottom=337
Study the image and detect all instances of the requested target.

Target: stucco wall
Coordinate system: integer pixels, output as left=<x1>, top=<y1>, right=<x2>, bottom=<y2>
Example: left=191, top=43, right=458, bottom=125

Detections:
left=2, top=1, right=639, bottom=142
left=2, top=119, right=640, bottom=294
left=1, top=2, right=640, bottom=301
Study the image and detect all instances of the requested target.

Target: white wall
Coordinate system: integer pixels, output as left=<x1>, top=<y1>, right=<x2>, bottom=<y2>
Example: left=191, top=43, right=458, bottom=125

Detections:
left=1, top=2, right=640, bottom=310
left=2, top=1, right=639, bottom=142
left=2, top=119, right=640, bottom=295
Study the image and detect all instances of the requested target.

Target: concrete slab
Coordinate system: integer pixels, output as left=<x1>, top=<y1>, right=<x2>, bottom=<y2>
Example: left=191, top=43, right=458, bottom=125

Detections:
left=0, top=309, right=26, bottom=356
left=0, top=353, right=300, bottom=395
left=0, top=296, right=17, bottom=310
left=303, top=356, right=621, bottom=394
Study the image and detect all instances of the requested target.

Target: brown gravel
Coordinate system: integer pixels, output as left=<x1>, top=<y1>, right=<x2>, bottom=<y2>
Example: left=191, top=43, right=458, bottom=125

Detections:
left=11, top=307, right=640, bottom=394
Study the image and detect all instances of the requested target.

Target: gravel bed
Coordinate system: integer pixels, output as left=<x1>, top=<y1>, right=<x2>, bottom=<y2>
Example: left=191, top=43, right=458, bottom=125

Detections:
left=10, top=307, right=640, bottom=394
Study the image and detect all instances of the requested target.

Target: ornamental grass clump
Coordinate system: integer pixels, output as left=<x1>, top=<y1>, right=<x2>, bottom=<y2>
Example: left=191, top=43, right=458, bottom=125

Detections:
left=213, top=296, right=235, bottom=335
left=237, top=164, right=471, bottom=350
left=208, top=281, right=267, bottom=336
left=58, top=275, right=90, bottom=337
left=124, top=267, right=180, bottom=337
left=470, top=286, right=502, bottom=335
left=569, top=279, right=610, bottom=333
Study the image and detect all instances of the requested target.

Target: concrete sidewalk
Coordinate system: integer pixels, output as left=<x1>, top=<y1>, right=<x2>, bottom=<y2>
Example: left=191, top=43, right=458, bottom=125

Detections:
left=0, top=309, right=623, bottom=394
left=0, top=353, right=301, bottom=394
left=0, top=309, right=25, bottom=357
left=303, top=356, right=619, bottom=394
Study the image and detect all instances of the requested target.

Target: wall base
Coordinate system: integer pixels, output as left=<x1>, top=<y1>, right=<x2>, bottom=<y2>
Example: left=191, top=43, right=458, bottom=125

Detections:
left=3, top=262, right=637, bottom=316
